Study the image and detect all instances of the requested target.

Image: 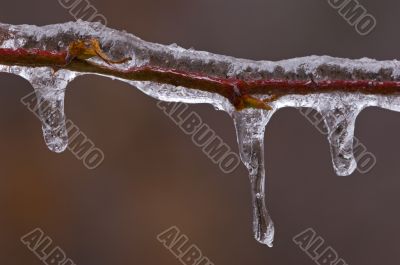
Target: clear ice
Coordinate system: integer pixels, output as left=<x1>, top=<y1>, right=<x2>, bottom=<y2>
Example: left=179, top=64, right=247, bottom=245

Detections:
left=1, top=21, right=400, bottom=246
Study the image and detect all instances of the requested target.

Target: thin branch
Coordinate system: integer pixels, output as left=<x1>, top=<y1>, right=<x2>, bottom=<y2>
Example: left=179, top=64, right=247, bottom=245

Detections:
left=1, top=22, right=400, bottom=110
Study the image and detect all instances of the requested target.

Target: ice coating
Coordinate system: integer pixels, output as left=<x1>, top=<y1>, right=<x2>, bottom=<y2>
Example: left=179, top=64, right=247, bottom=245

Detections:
left=2, top=21, right=400, bottom=246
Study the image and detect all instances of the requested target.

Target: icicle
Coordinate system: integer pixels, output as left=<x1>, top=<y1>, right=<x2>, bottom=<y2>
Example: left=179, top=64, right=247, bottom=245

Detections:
left=33, top=85, right=67, bottom=153
left=19, top=68, right=76, bottom=153
left=233, top=109, right=276, bottom=247
left=319, top=101, right=364, bottom=176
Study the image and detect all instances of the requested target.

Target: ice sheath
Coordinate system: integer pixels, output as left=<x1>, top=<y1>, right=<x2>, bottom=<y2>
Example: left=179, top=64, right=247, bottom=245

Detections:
left=1, top=21, right=400, bottom=246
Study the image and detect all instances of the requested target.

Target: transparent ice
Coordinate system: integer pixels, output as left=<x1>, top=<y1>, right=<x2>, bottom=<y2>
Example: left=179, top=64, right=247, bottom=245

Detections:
left=1, top=21, right=400, bottom=246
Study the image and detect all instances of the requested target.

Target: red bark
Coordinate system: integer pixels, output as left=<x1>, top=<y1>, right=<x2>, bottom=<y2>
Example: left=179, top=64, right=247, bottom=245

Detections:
left=1, top=47, right=400, bottom=109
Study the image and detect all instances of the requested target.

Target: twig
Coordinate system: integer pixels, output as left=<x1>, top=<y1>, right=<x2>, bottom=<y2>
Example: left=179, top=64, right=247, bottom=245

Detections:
left=1, top=22, right=400, bottom=110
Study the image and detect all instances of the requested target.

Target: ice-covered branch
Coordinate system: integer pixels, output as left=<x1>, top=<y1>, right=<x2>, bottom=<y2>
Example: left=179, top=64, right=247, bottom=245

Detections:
left=1, top=21, right=400, bottom=110
left=1, top=21, right=400, bottom=247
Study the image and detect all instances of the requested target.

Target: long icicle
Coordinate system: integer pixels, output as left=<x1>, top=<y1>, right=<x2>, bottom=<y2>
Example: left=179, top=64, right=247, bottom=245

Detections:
left=233, top=109, right=275, bottom=246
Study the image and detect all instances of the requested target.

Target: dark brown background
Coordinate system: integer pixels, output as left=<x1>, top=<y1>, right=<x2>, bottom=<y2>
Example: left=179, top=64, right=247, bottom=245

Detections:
left=0, top=0, right=399, bottom=264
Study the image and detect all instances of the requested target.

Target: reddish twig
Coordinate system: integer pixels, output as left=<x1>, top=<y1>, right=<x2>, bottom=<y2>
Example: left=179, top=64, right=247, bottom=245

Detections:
left=1, top=47, right=400, bottom=110
left=1, top=21, right=400, bottom=110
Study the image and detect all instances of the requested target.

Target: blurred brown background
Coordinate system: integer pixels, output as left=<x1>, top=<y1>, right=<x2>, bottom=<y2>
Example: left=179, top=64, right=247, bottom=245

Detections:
left=1, top=0, right=400, bottom=264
